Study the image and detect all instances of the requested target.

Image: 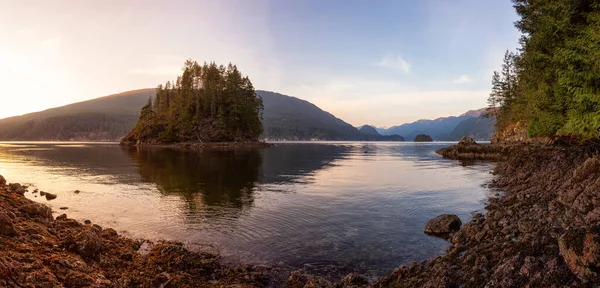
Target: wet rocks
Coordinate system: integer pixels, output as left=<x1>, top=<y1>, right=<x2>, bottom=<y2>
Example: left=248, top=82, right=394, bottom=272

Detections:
left=64, top=229, right=104, bottom=259
left=0, top=175, right=276, bottom=288
left=558, top=227, right=600, bottom=280
left=8, top=183, right=21, bottom=191
left=341, top=273, right=369, bottom=287
left=18, top=203, right=53, bottom=220
left=8, top=183, right=25, bottom=195
left=0, top=213, right=17, bottom=236
left=286, top=271, right=332, bottom=288
left=44, top=192, right=57, bottom=200
left=424, top=214, right=462, bottom=236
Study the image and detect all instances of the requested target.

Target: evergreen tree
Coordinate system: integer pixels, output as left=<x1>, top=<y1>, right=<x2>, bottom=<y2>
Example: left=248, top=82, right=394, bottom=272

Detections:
left=125, top=60, right=263, bottom=143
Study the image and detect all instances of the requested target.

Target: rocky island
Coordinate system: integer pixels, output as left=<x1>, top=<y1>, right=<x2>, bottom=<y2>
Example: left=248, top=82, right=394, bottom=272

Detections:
left=120, top=60, right=268, bottom=148
left=413, top=134, right=433, bottom=142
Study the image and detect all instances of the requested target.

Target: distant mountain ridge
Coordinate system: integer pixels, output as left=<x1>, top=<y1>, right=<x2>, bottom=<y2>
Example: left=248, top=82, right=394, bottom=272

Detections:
left=0, top=89, right=404, bottom=141
left=379, top=108, right=490, bottom=141
left=357, top=125, right=404, bottom=141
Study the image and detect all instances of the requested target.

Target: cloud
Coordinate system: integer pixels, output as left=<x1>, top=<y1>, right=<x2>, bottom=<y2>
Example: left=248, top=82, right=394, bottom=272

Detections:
left=376, top=55, right=411, bottom=73
left=128, top=65, right=181, bottom=76
left=453, top=75, right=472, bottom=84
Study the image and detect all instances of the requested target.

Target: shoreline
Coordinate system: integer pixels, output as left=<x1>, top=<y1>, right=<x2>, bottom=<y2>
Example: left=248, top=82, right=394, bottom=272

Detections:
left=372, top=142, right=596, bottom=287
left=0, top=175, right=370, bottom=287
left=3, top=141, right=598, bottom=286
left=119, top=141, right=274, bottom=149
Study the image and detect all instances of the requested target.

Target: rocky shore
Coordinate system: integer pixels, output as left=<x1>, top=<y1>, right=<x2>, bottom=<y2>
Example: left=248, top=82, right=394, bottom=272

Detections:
left=372, top=142, right=600, bottom=287
left=4, top=140, right=600, bottom=287
left=0, top=175, right=370, bottom=287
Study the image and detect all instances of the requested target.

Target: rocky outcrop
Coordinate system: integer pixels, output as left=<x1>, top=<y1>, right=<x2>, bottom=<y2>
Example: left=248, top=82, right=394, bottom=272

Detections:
left=435, top=136, right=506, bottom=160
left=491, top=121, right=552, bottom=144
left=424, top=214, right=462, bottom=236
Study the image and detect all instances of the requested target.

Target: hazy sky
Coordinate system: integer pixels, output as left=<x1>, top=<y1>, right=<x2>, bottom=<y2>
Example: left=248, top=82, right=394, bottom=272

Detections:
left=0, top=0, right=519, bottom=126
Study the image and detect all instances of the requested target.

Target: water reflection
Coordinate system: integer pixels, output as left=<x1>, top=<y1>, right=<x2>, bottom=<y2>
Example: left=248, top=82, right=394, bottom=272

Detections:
left=0, top=142, right=494, bottom=281
left=124, top=147, right=262, bottom=211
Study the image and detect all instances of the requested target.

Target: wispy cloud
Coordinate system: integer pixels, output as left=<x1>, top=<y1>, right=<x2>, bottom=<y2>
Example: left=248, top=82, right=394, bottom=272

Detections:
left=376, top=55, right=411, bottom=73
left=453, top=75, right=472, bottom=84
left=128, top=65, right=181, bottom=76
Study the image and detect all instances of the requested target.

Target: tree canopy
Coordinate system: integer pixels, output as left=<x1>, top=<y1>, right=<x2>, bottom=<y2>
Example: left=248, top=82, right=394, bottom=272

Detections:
left=123, top=60, right=263, bottom=144
left=488, top=0, right=600, bottom=139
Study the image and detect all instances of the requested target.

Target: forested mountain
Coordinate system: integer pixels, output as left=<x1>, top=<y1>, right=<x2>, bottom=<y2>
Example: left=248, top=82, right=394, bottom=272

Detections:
left=0, top=89, right=154, bottom=141
left=380, top=108, right=487, bottom=141
left=0, top=88, right=391, bottom=141
left=122, top=60, right=263, bottom=144
left=449, top=115, right=496, bottom=141
left=258, top=90, right=363, bottom=140
left=488, top=1, right=600, bottom=141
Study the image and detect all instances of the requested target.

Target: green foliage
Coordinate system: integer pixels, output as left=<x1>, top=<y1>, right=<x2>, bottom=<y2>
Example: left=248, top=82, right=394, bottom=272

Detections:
left=127, top=60, right=264, bottom=143
left=489, top=0, right=600, bottom=140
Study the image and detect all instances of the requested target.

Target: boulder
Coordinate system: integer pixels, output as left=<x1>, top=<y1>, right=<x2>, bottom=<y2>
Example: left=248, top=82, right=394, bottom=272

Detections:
left=341, top=273, right=369, bottom=287
left=8, top=183, right=21, bottom=191
left=44, top=193, right=57, bottom=200
left=66, top=230, right=104, bottom=258
left=0, top=213, right=17, bottom=236
left=18, top=203, right=53, bottom=220
left=424, top=214, right=462, bottom=236
left=56, top=214, right=67, bottom=220
left=558, top=227, right=600, bottom=280
left=286, top=271, right=333, bottom=288
left=305, top=276, right=333, bottom=288
left=0, top=175, right=5, bottom=186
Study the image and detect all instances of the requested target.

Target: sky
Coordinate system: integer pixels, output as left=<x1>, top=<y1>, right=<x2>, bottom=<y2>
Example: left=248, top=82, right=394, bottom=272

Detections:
left=0, top=0, right=520, bottom=127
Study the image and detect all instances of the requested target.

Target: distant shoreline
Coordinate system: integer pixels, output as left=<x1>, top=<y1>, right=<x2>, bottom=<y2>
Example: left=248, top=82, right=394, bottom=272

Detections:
left=119, top=141, right=273, bottom=149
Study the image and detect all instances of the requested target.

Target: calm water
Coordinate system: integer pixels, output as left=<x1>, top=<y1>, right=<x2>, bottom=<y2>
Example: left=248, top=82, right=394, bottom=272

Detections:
left=0, top=142, right=493, bottom=280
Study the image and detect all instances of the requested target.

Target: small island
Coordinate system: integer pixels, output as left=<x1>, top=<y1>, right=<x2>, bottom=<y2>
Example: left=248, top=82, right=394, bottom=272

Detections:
left=121, top=60, right=266, bottom=147
left=414, top=134, right=433, bottom=142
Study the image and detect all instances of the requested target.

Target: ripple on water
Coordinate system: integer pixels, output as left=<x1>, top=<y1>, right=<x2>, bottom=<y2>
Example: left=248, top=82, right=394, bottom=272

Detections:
left=0, top=142, right=493, bottom=280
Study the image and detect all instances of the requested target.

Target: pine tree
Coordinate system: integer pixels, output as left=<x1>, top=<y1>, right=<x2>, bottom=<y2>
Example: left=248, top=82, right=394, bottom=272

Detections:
left=125, top=60, right=264, bottom=143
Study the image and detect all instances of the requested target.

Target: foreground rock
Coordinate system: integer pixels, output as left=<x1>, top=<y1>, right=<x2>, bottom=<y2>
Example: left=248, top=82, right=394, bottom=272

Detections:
left=374, top=144, right=600, bottom=287
left=424, top=214, right=461, bottom=237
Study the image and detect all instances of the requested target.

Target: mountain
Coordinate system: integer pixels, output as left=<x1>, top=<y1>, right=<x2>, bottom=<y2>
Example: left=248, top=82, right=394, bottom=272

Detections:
left=358, top=125, right=404, bottom=141
left=380, top=108, right=488, bottom=141
left=258, top=90, right=363, bottom=140
left=449, top=114, right=496, bottom=141
left=0, top=89, right=372, bottom=141
left=0, top=89, right=155, bottom=141
left=358, top=125, right=380, bottom=136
